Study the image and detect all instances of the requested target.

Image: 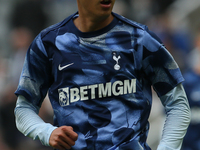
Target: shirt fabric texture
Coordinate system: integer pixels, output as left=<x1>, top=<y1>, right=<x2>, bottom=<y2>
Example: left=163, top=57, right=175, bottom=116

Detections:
left=15, top=12, right=185, bottom=150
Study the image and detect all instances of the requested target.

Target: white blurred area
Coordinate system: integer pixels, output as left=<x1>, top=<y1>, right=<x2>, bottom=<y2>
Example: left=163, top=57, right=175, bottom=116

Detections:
left=0, top=0, right=199, bottom=150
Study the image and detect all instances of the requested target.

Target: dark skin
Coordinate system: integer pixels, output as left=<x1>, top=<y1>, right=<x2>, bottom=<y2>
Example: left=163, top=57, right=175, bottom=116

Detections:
left=49, top=0, right=116, bottom=149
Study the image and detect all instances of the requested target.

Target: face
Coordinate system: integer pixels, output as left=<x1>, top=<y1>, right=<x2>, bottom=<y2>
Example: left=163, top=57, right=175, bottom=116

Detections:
left=77, top=0, right=116, bottom=21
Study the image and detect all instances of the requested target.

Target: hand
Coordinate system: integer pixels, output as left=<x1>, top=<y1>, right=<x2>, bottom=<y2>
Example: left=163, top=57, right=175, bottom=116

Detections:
left=49, top=126, right=78, bottom=150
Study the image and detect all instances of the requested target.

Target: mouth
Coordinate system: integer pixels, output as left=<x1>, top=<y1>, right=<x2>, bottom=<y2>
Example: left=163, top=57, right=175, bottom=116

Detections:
left=100, top=0, right=112, bottom=5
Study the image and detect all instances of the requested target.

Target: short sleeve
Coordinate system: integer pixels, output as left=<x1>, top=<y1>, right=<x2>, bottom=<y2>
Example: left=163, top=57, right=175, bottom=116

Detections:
left=142, top=28, right=184, bottom=97
left=15, top=34, right=52, bottom=107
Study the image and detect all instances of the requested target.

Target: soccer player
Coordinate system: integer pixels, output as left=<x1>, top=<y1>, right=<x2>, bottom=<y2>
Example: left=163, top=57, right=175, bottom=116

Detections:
left=14, top=0, right=191, bottom=149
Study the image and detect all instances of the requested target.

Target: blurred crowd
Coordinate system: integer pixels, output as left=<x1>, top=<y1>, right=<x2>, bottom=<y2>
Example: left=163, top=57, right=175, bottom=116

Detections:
left=0, top=0, right=200, bottom=150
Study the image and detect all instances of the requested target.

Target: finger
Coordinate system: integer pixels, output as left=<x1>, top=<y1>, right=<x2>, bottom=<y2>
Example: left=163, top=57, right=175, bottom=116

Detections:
left=49, top=129, right=72, bottom=149
left=55, top=144, right=68, bottom=150
left=52, top=137, right=72, bottom=150
left=50, top=140, right=69, bottom=150
left=59, top=134, right=76, bottom=147
left=50, top=141, right=69, bottom=150
left=63, top=127, right=78, bottom=141
left=58, top=139, right=72, bottom=150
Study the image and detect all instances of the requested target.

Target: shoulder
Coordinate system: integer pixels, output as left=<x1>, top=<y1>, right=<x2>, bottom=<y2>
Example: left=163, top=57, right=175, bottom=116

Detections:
left=39, top=12, right=77, bottom=39
left=28, top=13, right=76, bottom=57
left=112, top=12, right=145, bottom=30
left=113, top=12, right=162, bottom=45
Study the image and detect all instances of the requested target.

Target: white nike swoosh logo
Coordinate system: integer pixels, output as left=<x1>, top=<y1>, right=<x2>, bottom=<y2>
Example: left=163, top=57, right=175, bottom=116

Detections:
left=58, top=63, right=74, bottom=71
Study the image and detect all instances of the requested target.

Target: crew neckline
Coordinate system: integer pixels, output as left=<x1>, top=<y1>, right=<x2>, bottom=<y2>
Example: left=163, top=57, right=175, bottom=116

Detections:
left=68, top=13, right=118, bottom=38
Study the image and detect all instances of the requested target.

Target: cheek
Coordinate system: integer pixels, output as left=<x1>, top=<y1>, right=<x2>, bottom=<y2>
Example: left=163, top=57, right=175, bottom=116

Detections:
left=87, top=4, right=101, bottom=14
left=82, top=2, right=96, bottom=13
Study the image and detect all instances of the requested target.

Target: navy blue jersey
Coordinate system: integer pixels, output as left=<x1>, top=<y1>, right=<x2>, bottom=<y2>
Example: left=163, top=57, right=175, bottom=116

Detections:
left=182, top=69, right=200, bottom=150
left=15, top=12, right=184, bottom=150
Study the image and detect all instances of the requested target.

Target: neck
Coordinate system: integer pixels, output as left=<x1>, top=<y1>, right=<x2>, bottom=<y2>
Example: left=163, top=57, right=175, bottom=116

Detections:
left=74, top=14, right=114, bottom=32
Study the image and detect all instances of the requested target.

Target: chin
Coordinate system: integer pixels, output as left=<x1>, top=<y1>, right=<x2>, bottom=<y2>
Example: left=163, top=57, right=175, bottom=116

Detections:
left=98, top=11, right=112, bottom=18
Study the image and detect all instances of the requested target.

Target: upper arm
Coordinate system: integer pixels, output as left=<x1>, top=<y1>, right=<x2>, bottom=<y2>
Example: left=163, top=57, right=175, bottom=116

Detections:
left=142, top=28, right=184, bottom=97
left=15, top=34, right=51, bottom=107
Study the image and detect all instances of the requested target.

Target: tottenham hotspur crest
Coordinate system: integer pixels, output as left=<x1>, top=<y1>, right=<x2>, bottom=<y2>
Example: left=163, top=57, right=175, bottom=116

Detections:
left=113, top=52, right=121, bottom=70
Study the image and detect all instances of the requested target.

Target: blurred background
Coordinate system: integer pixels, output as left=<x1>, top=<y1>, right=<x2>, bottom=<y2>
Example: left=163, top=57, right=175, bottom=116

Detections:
left=0, top=0, right=200, bottom=150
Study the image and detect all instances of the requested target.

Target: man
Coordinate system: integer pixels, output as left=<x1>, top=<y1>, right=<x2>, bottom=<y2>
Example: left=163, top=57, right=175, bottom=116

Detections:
left=14, top=0, right=191, bottom=149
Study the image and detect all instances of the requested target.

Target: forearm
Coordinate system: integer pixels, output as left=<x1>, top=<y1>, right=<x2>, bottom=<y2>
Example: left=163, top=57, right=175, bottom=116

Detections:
left=157, top=84, right=191, bottom=150
left=14, top=95, right=57, bottom=146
